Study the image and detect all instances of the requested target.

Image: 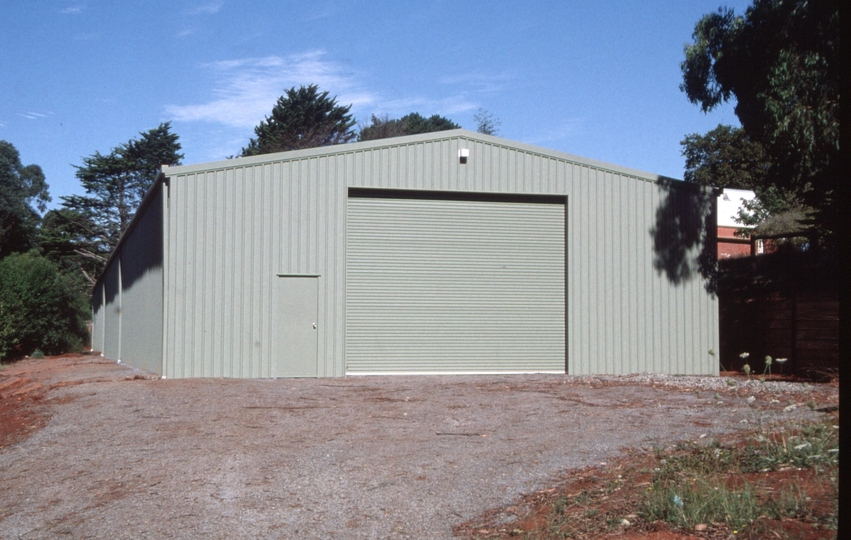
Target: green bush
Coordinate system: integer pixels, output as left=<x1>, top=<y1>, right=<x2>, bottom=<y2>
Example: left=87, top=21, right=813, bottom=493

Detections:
left=0, top=253, right=89, bottom=359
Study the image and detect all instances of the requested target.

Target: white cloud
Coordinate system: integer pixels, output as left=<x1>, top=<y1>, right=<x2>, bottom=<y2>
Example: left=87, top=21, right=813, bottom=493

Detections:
left=167, top=51, right=504, bottom=137
left=527, top=119, right=585, bottom=145
left=17, top=111, right=52, bottom=120
left=439, top=71, right=517, bottom=94
left=373, top=96, right=478, bottom=118
left=61, top=4, right=85, bottom=14
left=166, top=51, right=376, bottom=128
left=186, top=1, right=224, bottom=15
left=355, top=70, right=515, bottom=122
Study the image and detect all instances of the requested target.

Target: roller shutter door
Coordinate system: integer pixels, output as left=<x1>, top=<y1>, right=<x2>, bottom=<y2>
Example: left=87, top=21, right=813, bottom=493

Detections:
left=346, top=194, right=565, bottom=373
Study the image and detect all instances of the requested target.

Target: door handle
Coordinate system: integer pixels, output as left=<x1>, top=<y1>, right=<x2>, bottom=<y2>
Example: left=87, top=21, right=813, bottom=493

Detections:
left=313, top=323, right=317, bottom=329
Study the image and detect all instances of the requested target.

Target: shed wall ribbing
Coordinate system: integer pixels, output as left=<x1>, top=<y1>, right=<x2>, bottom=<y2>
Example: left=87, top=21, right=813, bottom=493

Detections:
left=146, top=131, right=718, bottom=378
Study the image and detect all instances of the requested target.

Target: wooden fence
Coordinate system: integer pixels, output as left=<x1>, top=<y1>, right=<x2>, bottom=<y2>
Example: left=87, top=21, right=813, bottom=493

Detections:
left=719, top=290, right=839, bottom=378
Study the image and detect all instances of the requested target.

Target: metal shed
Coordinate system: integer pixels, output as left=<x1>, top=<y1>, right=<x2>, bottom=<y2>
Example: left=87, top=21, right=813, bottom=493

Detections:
left=92, top=129, right=719, bottom=378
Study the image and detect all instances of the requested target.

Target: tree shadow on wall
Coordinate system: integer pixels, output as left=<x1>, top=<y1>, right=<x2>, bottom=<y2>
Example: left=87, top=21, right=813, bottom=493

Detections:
left=650, top=179, right=718, bottom=294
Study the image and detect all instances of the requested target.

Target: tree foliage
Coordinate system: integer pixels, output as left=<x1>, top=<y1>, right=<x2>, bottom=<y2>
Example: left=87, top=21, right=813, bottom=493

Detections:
left=37, top=208, right=103, bottom=290
left=681, top=0, right=840, bottom=242
left=58, top=123, right=182, bottom=284
left=680, top=124, right=808, bottom=236
left=358, top=112, right=460, bottom=142
left=0, top=253, right=89, bottom=359
left=681, top=125, right=769, bottom=190
left=241, top=85, right=356, bottom=156
left=357, top=114, right=410, bottom=141
left=473, top=108, right=501, bottom=136
left=0, top=141, right=50, bottom=257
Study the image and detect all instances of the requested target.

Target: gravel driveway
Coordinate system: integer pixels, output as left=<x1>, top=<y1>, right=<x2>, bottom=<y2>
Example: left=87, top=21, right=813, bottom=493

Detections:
left=0, top=358, right=835, bottom=539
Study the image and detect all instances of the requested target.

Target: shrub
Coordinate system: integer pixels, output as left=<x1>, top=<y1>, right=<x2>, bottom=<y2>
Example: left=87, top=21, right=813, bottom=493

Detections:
left=0, top=253, right=89, bottom=359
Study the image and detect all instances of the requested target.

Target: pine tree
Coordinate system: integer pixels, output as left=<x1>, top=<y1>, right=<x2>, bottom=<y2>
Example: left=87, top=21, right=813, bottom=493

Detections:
left=57, top=123, right=182, bottom=284
left=241, top=85, right=356, bottom=156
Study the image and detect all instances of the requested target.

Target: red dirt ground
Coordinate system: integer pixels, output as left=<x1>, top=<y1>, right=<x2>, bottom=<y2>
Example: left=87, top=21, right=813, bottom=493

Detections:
left=455, top=426, right=838, bottom=540
left=0, top=354, right=152, bottom=449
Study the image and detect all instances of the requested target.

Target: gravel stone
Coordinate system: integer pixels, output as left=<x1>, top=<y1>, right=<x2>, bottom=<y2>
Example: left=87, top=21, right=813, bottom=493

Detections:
left=0, top=360, right=837, bottom=539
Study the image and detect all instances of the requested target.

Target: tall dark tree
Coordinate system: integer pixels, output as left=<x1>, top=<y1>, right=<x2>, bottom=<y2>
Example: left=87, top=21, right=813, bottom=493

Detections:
left=0, top=141, right=50, bottom=257
left=358, top=112, right=460, bottom=142
left=59, top=123, right=182, bottom=284
left=681, top=124, right=807, bottom=236
left=681, top=0, right=840, bottom=242
left=37, top=208, right=104, bottom=288
left=681, top=125, right=769, bottom=190
left=241, top=85, right=356, bottom=156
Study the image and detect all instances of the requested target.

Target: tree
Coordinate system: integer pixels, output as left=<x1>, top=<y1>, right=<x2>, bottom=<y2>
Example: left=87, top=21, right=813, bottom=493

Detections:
left=241, top=85, right=356, bottom=156
left=681, top=0, right=840, bottom=243
left=37, top=208, right=103, bottom=290
left=474, top=108, right=501, bottom=136
left=59, top=123, right=182, bottom=284
left=0, top=253, right=89, bottom=359
left=358, top=112, right=460, bottom=142
left=400, top=113, right=460, bottom=135
left=681, top=125, right=769, bottom=190
left=681, top=124, right=808, bottom=236
left=356, top=114, right=409, bottom=141
left=0, top=141, right=50, bottom=257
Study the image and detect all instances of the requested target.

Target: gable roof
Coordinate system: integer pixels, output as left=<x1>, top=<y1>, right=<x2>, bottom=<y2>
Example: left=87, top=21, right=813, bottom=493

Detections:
left=99, top=129, right=700, bottom=290
left=164, top=129, right=677, bottom=185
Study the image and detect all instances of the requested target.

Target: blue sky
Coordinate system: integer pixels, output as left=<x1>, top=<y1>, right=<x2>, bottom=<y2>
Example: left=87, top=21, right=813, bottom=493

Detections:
left=2, top=0, right=751, bottom=208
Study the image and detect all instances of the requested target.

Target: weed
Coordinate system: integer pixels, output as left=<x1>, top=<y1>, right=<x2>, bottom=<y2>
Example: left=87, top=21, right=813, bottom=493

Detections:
left=641, top=477, right=766, bottom=530
left=31, top=349, right=45, bottom=359
left=738, top=419, right=839, bottom=473
left=640, top=417, right=838, bottom=535
left=553, top=496, right=568, bottom=515
left=475, top=417, right=838, bottom=539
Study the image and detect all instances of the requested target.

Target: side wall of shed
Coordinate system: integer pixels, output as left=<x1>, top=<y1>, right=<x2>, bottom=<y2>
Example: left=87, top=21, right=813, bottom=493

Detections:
left=101, top=259, right=121, bottom=361
left=91, top=281, right=105, bottom=353
left=94, top=184, right=165, bottom=374
left=162, top=134, right=718, bottom=378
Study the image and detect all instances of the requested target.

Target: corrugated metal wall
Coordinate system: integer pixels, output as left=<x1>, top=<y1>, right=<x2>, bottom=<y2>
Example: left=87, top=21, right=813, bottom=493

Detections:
left=159, top=130, right=718, bottom=378
left=116, top=184, right=165, bottom=373
left=101, top=258, right=121, bottom=361
left=161, top=159, right=346, bottom=378
left=91, top=282, right=105, bottom=353
left=94, top=185, right=165, bottom=373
